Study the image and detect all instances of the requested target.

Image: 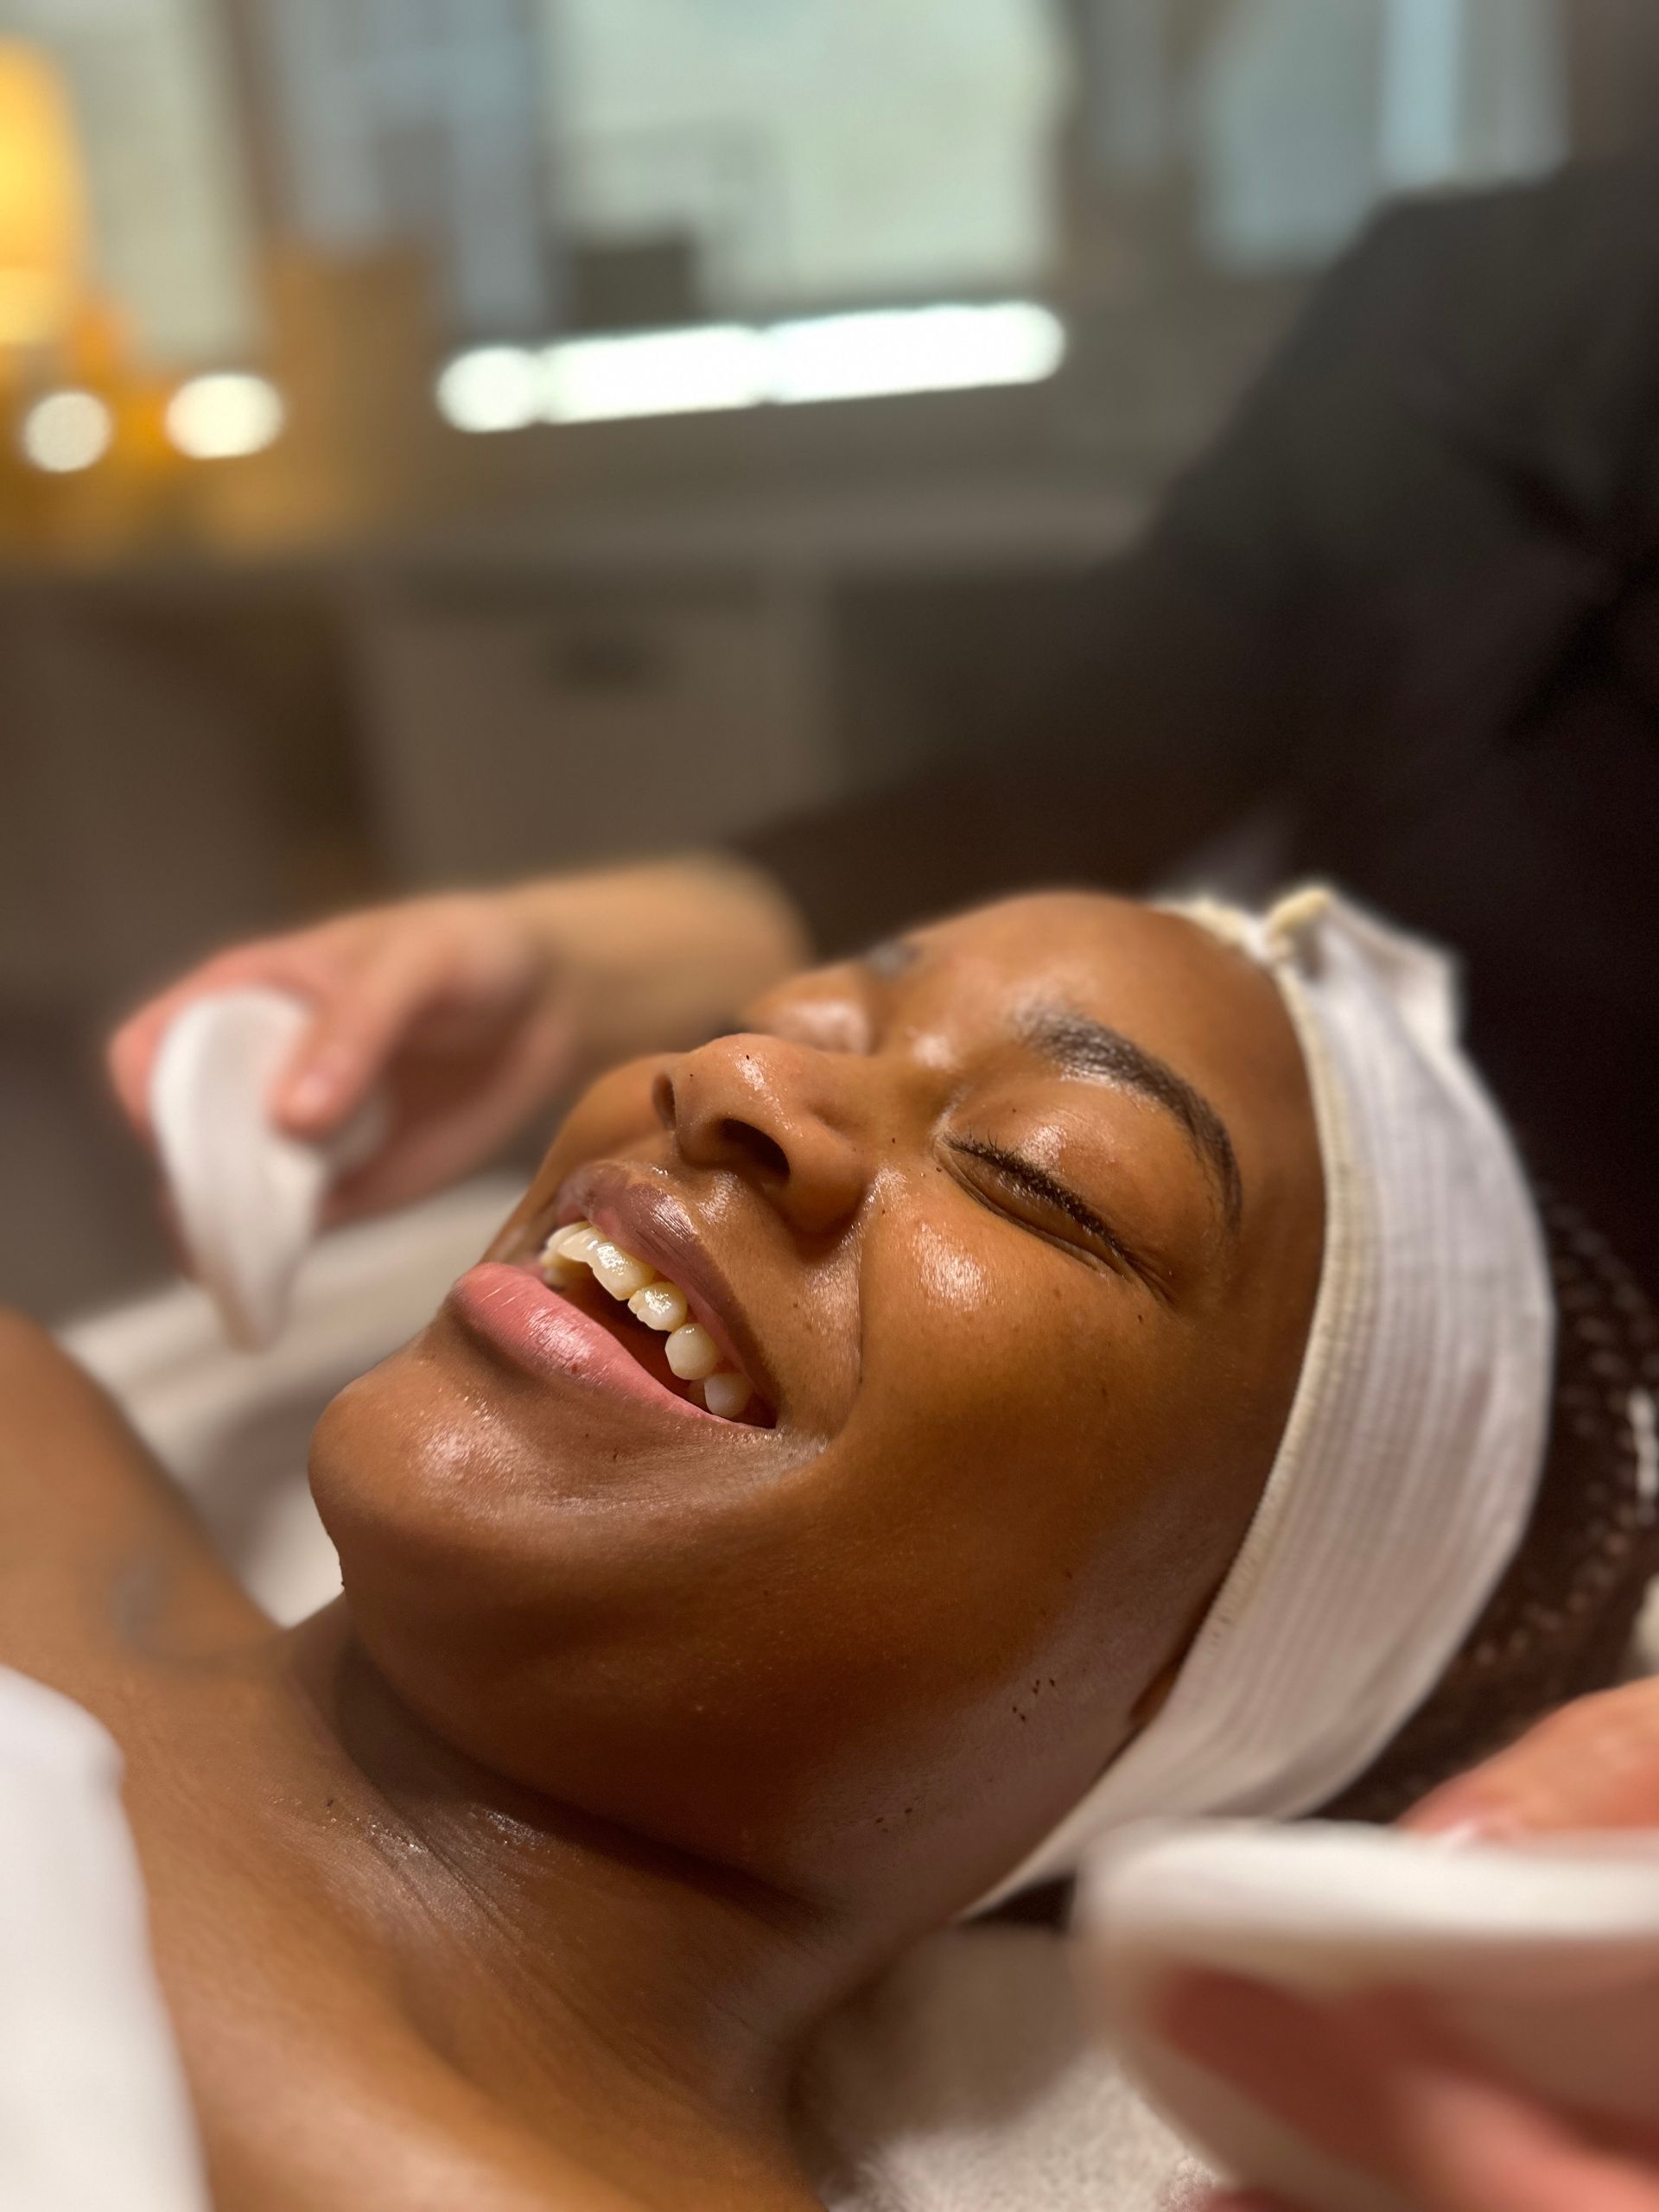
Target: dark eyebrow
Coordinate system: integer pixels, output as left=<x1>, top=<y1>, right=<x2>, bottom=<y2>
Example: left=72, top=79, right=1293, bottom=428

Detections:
left=1018, top=1003, right=1243, bottom=1232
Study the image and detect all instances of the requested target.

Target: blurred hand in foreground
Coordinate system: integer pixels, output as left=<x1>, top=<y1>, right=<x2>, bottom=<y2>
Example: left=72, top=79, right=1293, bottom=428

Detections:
left=1173, top=1976, right=1659, bottom=2212
left=109, top=857, right=808, bottom=1224
left=1176, top=1675, right=1659, bottom=2211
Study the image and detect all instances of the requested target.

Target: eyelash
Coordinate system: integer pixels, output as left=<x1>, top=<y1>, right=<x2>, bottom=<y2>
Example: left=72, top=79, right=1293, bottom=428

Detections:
left=945, top=1135, right=1143, bottom=1281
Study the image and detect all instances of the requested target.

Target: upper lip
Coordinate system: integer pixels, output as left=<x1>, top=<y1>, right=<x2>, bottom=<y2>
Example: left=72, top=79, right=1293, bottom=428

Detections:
left=526, top=1160, right=784, bottom=1414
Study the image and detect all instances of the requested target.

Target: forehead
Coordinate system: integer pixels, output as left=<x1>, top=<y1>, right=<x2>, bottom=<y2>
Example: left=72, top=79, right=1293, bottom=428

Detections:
left=909, top=893, right=1275, bottom=1055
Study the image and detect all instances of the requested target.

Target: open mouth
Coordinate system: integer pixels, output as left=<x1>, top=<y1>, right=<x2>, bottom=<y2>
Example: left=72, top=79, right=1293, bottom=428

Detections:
left=535, top=1221, right=774, bottom=1428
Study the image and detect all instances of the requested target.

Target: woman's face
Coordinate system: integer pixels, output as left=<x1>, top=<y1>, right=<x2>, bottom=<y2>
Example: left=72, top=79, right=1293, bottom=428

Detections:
left=312, top=893, right=1322, bottom=1919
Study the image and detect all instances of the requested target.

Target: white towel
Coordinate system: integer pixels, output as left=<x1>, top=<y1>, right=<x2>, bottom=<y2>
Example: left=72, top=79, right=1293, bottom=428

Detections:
left=803, top=1923, right=1205, bottom=2212
left=0, top=1669, right=209, bottom=2212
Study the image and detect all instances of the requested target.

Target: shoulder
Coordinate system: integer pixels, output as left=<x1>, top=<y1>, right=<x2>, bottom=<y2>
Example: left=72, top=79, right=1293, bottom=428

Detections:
left=0, top=1308, right=260, bottom=1699
left=0, top=1303, right=171, bottom=1510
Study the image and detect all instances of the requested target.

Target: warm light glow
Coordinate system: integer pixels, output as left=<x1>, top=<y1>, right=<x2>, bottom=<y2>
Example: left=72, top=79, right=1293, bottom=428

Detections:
left=541, top=325, right=768, bottom=424
left=20, top=387, right=112, bottom=472
left=164, top=372, right=285, bottom=459
left=0, top=44, right=86, bottom=349
left=434, top=346, right=541, bottom=433
left=767, top=302, right=1066, bottom=404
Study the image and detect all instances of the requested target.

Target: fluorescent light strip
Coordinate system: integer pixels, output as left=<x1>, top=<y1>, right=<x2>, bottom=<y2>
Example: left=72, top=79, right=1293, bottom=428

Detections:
left=766, top=302, right=1065, bottom=405
left=543, top=324, right=768, bottom=424
left=437, top=302, right=1065, bottom=432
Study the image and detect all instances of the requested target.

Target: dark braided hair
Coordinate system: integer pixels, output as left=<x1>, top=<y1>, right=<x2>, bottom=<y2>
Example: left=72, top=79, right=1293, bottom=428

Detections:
left=1325, top=1189, right=1659, bottom=1822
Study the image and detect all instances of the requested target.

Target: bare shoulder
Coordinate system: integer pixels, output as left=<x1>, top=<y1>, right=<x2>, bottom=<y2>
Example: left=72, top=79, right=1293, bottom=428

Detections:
left=0, top=1306, right=261, bottom=1695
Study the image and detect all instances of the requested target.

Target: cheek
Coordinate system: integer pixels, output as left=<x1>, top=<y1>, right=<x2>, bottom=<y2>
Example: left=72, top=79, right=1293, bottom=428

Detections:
left=838, top=1195, right=1222, bottom=1697
left=872, top=1193, right=1158, bottom=1478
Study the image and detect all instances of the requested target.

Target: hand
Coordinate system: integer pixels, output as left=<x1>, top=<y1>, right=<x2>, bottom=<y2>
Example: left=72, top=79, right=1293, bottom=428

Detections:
left=1177, top=1677, right=1659, bottom=2212
left=1171, top=1974, right=1659, bottom=2212
left=1404, top=1676, right=1659, bottom=1842
left=109, top=857, right=808, bottom=1224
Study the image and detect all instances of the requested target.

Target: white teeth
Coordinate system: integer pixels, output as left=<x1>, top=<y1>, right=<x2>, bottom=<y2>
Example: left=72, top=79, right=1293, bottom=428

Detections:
left=587, top=1237, right=657, bottom=1300
left=541, top=1218, right=753, bottom=1414
left=665, top=1322, right=721, bottom=1382
left=628, top=1281, right=688, bottom=1332
left=551, top=1224, right=602, bottom=1264
left=537, top=1230, right=589, bottom=1287
left=702, top=1372, right=753, bottom=1418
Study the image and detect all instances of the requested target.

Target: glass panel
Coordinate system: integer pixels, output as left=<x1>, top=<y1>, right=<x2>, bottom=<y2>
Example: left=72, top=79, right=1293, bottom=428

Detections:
left=543, top=0, right=1067, bottom=316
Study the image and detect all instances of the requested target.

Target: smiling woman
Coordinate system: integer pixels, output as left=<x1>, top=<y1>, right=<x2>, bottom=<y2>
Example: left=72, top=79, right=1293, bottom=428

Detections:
left=1, top=887, right=1651, bottom=2212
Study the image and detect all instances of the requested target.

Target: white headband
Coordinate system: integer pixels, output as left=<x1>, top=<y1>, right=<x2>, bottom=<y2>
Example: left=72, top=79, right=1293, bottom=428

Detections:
left=981, top=887, right=1554, bottom=1905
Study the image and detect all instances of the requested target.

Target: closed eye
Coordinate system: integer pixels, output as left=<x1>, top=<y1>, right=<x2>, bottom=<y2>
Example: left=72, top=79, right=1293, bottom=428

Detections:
left=946, top=1135, right=1162, bottom=1292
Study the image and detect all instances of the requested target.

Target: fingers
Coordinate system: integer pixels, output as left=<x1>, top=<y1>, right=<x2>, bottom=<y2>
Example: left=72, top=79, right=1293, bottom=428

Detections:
left=1406, top=1680, right=1659, bottom=1840
left=108, top=998, right=175, bottom=1140
left=1158, top=1972, right=1399, bottom=2176
left=107, top=938, right=332, bottom=1142
left=106, top=894, right=573, bottom=1231
left=106, top=910, right=467, bottom=1149
left=1392, top=2070, right=1659, bottom=2212
left=1161, top=1973, right=1659, bottom=2212
left=319, top=1001, right=575, bottom=1225
left=270, top=931, right=449, bottom=1137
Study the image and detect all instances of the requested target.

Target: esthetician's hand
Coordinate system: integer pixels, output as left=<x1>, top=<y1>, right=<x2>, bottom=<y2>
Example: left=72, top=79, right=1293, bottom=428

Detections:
left=1173, top=1976, right=1659, bottom=2212
left=109, top=856, right=808, bottom=1223
left=1179, top=1677, right=1659, bottom=2212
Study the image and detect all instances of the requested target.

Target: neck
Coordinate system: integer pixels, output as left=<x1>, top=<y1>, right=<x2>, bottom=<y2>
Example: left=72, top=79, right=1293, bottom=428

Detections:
left=283, top=1606, right=880, bottom=2202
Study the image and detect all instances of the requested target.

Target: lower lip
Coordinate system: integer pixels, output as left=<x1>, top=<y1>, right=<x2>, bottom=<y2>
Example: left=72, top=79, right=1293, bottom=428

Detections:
left=447, top=1262, right=709, bottom=1421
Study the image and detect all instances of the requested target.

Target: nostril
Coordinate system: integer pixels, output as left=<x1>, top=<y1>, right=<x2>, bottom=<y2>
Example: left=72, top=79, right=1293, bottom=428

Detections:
left=651, top=1072, right=677, bottom=1130
left=720, top=1118, right=789, bottom=1182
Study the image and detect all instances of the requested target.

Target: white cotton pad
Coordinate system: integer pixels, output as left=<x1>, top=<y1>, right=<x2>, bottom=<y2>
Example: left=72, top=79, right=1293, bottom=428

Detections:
left=149, top=989, right=382, bottom=1351
left=1082, top=1820, right=1659, bottom=2212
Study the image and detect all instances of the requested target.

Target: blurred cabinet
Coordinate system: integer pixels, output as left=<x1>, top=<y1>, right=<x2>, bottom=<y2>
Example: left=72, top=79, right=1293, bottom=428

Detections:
left=0, top=474, right=1135, bottom=1014
left=0, top=593, right=298, bottom=1005
left=347, top=575, right=836, bottom=881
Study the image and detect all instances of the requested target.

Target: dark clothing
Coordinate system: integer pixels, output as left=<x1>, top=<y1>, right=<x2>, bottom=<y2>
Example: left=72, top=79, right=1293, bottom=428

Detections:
left=740, top=160, right=1659, bottom=1287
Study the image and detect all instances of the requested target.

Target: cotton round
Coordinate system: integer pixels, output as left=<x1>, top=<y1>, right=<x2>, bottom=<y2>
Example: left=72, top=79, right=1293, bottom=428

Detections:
left=150, top=990, right=385, bottom=1351
left=1083, top=1819, right=1659, bottom=2212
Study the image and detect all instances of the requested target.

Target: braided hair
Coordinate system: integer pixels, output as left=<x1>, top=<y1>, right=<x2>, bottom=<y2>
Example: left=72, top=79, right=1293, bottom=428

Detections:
left=1325, top=1189, right=1659, bottom=1822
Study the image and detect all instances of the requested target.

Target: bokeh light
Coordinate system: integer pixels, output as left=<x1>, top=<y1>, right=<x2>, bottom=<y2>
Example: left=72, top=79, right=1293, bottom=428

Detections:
left=164, top=372, right=285, bottom=460
left=19, top=388, right=112, bottom=473
left=434, top=346, right=541, bottom=433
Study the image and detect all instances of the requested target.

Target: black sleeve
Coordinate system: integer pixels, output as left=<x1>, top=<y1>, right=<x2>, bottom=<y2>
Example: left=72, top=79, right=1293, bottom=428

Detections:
left=733, top=396, right=1306, bottom=957
left=734, top=156, right=1659, bottom=959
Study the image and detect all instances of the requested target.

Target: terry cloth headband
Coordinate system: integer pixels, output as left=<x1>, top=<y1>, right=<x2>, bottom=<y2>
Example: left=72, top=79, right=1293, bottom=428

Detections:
left=979, top=886, right=1554, bottom=1906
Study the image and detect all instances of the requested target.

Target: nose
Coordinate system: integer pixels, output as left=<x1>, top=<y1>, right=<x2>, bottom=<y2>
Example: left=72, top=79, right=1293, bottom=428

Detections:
left=654, top=1034, right=870, bottom=1237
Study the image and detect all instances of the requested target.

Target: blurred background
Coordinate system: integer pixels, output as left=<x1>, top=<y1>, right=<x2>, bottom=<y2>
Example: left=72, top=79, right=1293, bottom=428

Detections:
left=3, top=0, right=1656, bottom=1323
